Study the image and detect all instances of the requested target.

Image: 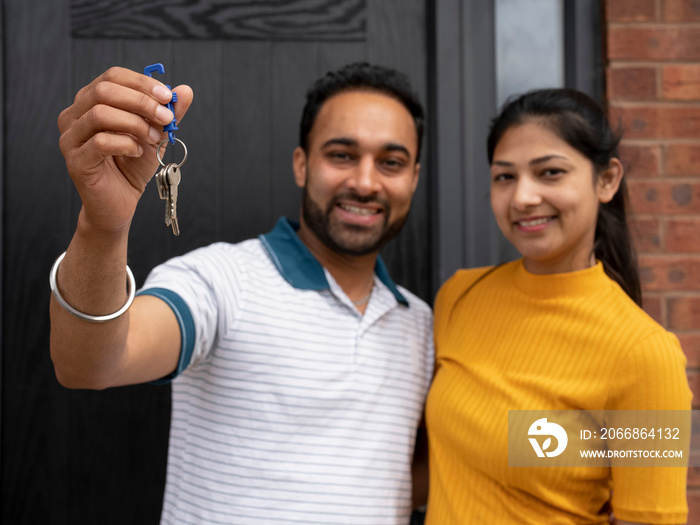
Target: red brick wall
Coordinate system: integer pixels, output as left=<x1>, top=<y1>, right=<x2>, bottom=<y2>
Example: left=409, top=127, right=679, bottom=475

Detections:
left=606, top=0, right=700, bottom=519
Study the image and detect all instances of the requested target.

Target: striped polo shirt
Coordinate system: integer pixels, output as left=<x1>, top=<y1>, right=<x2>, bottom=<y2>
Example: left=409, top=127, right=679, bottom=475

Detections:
left=139, top=217, right=434, bottom=525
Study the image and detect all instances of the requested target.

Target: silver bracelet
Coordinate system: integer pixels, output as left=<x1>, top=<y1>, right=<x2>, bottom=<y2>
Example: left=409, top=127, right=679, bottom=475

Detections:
left=49, top=251, right=136, bottom=323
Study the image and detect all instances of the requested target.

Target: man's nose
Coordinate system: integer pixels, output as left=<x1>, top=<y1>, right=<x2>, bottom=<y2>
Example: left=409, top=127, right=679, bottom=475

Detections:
left=347, top=156, right=382, bottom=195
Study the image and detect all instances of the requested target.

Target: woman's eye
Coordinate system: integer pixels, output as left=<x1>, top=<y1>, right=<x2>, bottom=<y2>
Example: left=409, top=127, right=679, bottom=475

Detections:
left=542, top=168, right=563, bottom=177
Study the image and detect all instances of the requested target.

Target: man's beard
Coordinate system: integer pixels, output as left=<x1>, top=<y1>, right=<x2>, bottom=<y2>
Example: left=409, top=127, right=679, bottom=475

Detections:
left=301, top=186, right=409, bottom=256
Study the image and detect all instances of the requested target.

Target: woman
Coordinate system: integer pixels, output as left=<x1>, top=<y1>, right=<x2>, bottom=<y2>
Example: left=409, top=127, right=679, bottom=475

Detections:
left=425, top=89, right=692, bottom=524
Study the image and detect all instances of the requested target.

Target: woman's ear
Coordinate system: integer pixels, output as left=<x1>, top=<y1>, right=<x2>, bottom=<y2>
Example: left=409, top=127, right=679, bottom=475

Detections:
left=597, top=157, right=624, bottom=204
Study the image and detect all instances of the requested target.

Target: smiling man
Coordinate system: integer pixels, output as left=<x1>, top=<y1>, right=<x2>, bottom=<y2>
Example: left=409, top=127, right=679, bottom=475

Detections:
left=50, top=62, right=434, bottom=524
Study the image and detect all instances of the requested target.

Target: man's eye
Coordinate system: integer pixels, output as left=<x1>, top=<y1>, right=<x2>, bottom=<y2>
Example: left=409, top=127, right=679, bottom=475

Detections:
left=492, top=173, right=513, bottom=182
left=329, top=151, right=351, bottom=160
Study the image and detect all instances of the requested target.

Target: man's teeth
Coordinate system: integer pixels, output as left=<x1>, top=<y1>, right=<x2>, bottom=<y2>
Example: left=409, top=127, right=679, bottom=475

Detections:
left=519, top=217, right=550, bottom=227
left=341, top=204, right=378, bottom=216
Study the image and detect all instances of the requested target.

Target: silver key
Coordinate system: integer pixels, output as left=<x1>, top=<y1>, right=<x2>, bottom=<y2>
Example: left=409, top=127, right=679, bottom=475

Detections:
left=166, top=163, right=181, bottom=236
left=154, top=137, right=187, bottom=236
left=155, top=165, right=172, bottom=226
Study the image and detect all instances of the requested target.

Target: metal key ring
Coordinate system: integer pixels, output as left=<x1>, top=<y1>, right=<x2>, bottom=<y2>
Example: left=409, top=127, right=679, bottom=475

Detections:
left=156, top=138, right=188, bottom=168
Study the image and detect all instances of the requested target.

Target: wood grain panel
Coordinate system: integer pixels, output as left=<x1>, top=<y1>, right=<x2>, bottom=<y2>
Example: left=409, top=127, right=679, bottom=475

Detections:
left=316, top=41, right=367, bottom=74
left=2, top=0, right=73, bottom=522
left=167, top=40, right=221, bottom=252
left=3, top=1, right=430, bottom=524
left=0, top=0, right=5, bottom=478
left=71, top=40, right=122, bottom=223
left=368, top=0, right=431, bottom=302
left=57, top=42, right=174, bottom=525
left=270, top=42, right=317, bottom=223
left=65, top=386, right=169, bottom=524
left=71, top=0, right=366, bottom=41
left=221, top=41, right=274, bottom=241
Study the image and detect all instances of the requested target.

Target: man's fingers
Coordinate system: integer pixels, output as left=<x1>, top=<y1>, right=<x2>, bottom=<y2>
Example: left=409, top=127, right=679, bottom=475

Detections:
left=171, top=85, right=194, bottom=126
left=59, top=104, right=162, bottom=159
left=59, top=67, right=175, bottom=134
left=56, top=66, right=191, bottom=193
left=64, top=132, right=144, bottom=178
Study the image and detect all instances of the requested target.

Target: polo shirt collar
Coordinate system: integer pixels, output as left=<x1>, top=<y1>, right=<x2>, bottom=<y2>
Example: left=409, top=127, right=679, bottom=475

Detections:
left=259, top=217, right=409, bottom=306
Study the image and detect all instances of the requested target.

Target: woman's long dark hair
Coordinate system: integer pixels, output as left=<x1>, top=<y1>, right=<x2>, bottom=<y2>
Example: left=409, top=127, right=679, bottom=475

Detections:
left=486, top=88, right=642, bottom=305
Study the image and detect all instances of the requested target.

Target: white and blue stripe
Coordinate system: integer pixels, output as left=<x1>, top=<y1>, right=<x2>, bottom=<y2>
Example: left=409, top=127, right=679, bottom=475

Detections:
left=139, top=218, right=434, bottom=525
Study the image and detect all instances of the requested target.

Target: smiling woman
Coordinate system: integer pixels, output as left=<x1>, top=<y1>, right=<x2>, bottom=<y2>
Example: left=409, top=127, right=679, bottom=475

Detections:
left=425, top=88, right=692, bottom=525
left=489, top=121, right=623, bottom=276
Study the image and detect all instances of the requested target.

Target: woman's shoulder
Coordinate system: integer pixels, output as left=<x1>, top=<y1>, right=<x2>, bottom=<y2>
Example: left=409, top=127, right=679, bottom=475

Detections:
left=597, top=273, right=670, bottom=338
left=444, top=266, right=494, bottom=289
left=434, top=261, right=516, bottom=321
left=595, top=276, right=688, bottom=379
left=440, top=261, right=515, bottom=295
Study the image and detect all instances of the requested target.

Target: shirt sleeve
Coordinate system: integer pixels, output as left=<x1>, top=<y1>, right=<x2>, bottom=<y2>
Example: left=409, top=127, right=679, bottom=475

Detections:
left=607, top=329, right=692, bottom=524
left=137, top=287, right=197, bottom=384
left=138, top=243, right=242, bottom=381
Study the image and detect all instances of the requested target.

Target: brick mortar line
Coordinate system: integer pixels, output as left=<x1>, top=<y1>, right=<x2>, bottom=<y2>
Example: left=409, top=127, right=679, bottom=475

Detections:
left=630, top=176, right=700, bottom=179
left=638, top=253, right=700, bottom=258
left=610, top=99, right=687, bottom=104
left=614, top=98, right=700, bottom=103
left=653, top=293, right=700, bottom=298
left=627, top=178, right=700, bottom=183
left=621, top=138, right=700, bottom=144
left=632, top=221, right=700, bottom=227
left=608, top=58, right=700, bottom=65
left=642, top=291, right=700, bottom=296
left=609, top=61, right=700, bottom=67
left=659, top=137, right=667, bottom=178
left=610, top=100, right=700, bottom=107
left=643, top=287, right=700, bottom=292
left=608, top=22, right=700, bottom=28
left=631, top=214, right=700, bottom=218
left=637, top=253, right=700, bottom=262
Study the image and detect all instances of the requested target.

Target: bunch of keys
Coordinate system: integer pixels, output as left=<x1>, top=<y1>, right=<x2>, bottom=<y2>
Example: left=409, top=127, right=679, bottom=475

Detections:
left=155, top=138, right=187, bottom=236
left=144, top=63, right=187, bottom=236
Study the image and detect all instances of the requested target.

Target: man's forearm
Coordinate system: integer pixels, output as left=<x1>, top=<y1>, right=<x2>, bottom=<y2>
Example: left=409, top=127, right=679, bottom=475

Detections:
left=49, top=209, right=132, bottom=389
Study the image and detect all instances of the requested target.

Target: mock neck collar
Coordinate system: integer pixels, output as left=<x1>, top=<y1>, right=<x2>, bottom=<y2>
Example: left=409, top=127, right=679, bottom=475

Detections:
left=259, top=217, right=409, bottom=306
left=512, top=259, right=609, bottom=299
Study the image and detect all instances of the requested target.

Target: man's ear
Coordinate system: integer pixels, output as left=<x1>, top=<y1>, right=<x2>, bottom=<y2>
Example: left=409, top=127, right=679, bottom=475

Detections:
left=597, top=157, right=624, bottom=204
left=293, top=147, right=308, bottom=189
left=411, top=163, right=421, bottom=194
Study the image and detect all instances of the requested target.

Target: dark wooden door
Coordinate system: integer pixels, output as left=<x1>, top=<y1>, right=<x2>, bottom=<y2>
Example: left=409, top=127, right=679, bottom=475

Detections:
left=0, top=1, right=430, bottom=523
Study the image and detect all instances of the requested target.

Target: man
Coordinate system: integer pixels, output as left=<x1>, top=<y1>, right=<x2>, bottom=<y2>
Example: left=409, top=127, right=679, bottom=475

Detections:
left=51, top=62, right=433, bottom=524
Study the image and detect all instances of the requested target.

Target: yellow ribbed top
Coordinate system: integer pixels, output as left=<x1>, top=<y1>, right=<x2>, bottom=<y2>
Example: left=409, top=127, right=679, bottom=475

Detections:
left=425, top=260, right=691, bottom=525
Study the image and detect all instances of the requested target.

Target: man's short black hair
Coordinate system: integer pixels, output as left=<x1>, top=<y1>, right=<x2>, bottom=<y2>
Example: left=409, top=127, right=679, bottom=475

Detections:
left=299, top=62, right=425, bottom=161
